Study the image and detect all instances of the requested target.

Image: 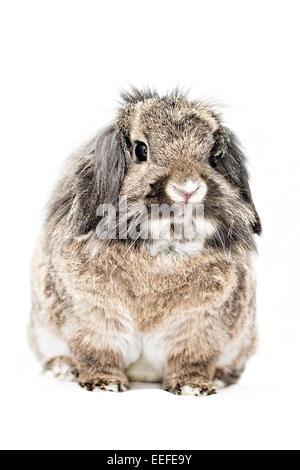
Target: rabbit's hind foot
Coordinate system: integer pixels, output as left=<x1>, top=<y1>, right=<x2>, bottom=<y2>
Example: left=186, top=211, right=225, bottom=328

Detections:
left=44, top=356, right=79, bottom=382
left=213, top=367, right=244, bottom=389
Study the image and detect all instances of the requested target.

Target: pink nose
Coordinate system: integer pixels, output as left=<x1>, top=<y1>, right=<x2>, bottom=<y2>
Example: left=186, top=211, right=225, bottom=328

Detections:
left=173, top=185, right=199, bottom=201
left=179, top=189, right=193, bottom=201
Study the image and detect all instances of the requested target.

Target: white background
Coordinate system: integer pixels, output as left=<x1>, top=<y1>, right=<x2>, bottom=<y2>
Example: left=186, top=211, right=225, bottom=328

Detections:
left=0, top=0, right=299, bottom=450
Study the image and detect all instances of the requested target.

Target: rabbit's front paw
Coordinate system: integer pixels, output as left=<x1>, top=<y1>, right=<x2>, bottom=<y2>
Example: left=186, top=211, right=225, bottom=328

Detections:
left=165, top=383, right=216, bottom=397
left=79, top=375, right=128, bottom=392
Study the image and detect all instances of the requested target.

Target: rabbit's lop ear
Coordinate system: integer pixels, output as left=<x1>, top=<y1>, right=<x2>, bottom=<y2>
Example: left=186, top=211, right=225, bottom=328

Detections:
left=210, top=127, right=262, bottom=235
left=68, top=125, right=125, bottom=237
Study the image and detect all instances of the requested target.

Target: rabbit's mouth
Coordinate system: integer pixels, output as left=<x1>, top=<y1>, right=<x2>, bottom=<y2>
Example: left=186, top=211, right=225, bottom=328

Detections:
left=171, top=203, right=198, bottom=223
left=144, top=204, right=214, bottom=245
left=174, top=212, right=185, bottom=222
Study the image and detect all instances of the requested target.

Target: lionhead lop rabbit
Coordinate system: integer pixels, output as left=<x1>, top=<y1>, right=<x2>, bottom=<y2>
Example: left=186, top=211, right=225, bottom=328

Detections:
left=30, top=88, right=261, bottom=396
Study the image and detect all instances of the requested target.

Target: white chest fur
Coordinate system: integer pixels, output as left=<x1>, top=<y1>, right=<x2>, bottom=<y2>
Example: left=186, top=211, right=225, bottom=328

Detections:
left=125, top=331, right=167, bottom=383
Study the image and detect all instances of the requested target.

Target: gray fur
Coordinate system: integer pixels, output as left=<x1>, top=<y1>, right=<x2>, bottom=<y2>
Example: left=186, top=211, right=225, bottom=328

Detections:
left=47, top=125, right=125, bottom=237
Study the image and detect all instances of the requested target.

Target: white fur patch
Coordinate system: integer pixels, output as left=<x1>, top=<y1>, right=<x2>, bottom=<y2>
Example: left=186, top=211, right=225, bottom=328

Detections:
left=147, top=214, right=215, bottom=256
left=189, top=182, right=207, bottom=203
left=166, top=180, right=207, bottom=203
left=45, top=361, right=77, bottom=382
left=149, top=233, right=213, bottom=257
left=143, top=332, right=167, bottom=378
left=213, top=379, right=226, bottom=390
left=103, top=304, right=142, bottom=369
left=126, top=356, right=161, bottom=382
left=193, top=218, right=215, bottom=238
left=34, top=322, right=70, bottom=362
left=148, top=216, right=172, bottom=240
left=125, top=331, right=167, bottom=383
left=114, top=331, right=142, bottom=369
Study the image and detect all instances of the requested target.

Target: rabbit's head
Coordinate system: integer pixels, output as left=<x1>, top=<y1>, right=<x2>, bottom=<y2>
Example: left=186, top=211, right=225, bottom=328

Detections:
left=65, top=88, right=261, bottom=254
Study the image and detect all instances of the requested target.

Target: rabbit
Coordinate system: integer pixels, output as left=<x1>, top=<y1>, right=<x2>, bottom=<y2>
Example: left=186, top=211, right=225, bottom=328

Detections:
left=29, top=88, right=261, bottom=396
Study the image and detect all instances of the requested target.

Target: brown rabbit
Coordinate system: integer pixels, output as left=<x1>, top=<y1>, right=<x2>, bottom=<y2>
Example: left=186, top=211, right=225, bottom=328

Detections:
left=29, top=88, right=261, bottom=395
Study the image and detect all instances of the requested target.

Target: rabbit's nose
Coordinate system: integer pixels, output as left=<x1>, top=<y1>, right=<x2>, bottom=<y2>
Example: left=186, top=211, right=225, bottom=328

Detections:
left=173, top=186, right=198, bottom=201
left=166, top=180, right=207, bottom=203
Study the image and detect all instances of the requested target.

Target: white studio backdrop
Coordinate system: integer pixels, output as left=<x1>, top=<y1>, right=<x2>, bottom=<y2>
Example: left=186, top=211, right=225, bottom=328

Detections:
left=0, top=0, right=299, bottom=450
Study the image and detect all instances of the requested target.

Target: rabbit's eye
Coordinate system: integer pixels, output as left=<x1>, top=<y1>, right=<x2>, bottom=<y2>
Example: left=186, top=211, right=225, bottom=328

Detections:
left=135, top=142, right=148, bottom=162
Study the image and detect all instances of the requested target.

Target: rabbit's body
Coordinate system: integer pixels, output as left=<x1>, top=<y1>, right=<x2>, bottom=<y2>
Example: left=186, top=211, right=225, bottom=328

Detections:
left=29, top=89, right=260, bottom=395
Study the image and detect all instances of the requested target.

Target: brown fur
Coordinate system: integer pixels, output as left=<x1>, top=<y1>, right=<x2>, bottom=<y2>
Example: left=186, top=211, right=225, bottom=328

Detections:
left=30, top=89, right=260, bottom=395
